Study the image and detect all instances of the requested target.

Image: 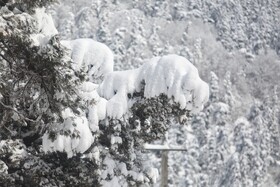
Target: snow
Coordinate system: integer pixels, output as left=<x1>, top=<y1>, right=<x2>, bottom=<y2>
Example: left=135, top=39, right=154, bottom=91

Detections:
left=99, top=54, right=209, bottom=118
left=42, top=108, right=94, bottom=158
left=0, top=140, right=28, bottom=166
left=61, top=39, right=114, bottom=82
left=101, top=156, right=117, bottom=179
left=34, top=8, right=58, bottom=36
left=145, top=168, right=159, bottom=183
left=42, top=53, right=208, bottom=160
left=30, top=8, right=58, bottom=46
left=144, top=143, right=187, bottom=151
left=0, top=160, right=8, bottom=174
left=234, top=117, right=250, bottom=128
left=78, top=81, right=107, bottom=132
left=111, top=135, right=123, bottom=145
left=119, top=163, right=128, bottom=176
left=101, top=177, right=123, bottom=187
left=98, top=69, right=139, bottom=118
left=144, top=144, right=170, bottom=150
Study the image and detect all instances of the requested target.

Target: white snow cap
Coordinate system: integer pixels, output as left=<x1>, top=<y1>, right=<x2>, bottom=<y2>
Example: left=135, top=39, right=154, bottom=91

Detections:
left=42, top=108, right=94, bottom=158
left=30, top=8, right=58, bottom=46
left=34, top=8, right=58, bottom=36
left=78, top=81, right=107, bottom=132
left=99, top=54, right=209, bottom=118
left=61, top=39, right=114, bottom=82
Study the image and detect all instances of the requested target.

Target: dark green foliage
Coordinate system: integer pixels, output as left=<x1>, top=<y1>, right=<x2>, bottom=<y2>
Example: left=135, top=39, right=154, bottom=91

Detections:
left=0, top=140, right=99, bottom=187
left=0, top=4, right=90, bottom=187
left=129, top=94, right=189, bottom=142
left=0, top=6, right=85, bottom=140
left=97, top=91, right=191, bottom=185
left=0, top=33, right=84, bottom=139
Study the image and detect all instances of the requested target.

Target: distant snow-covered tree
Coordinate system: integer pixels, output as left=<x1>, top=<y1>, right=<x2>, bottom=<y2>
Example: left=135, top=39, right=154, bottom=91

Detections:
left=76, top=7, right=94, bottom=38
left=110, top=28, right=127, bottom=70
left=56, top=5, right=75, bottom=40
left=209, top=71, right=219, bottom=102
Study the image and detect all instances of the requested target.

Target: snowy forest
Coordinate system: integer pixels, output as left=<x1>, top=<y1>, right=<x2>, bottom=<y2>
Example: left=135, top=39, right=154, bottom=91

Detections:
left=1, top=0, right=280, bottom=186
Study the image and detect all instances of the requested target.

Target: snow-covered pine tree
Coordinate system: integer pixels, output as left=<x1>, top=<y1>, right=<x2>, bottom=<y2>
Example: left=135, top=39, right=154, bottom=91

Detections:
left=125, top=17, right=147, bottom=68
left=220, top=117, right=254, bottom=187
left=0, top=1, right=210, bottom=186
left=209, top=71, right=219, bottom=102
left=0, top=1, right=94, bottom=186
left=269, top=86, right=280, bottom=160
left=110, top=28, right=127, bottom=70
left=76, top=7, right=94, bottom=38
left=96, top=13, right=111, bottom=45
left=149, top=24, right=163, bottom=56
left=223, top=71, right=235, bottom=108
left=0, top=0, right=85, bottom=143
left=167, top=123, right=202, bottom=187
left=57, top=5, right=75, bottom=40
left=247, top=101, right=271, bottom=186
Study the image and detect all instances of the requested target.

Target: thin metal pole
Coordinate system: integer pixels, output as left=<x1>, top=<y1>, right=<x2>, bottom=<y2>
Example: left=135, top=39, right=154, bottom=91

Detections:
left=160, top=151, right=168, bottom=187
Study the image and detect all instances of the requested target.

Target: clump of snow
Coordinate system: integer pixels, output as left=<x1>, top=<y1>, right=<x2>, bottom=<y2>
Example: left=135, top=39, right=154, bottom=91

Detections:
left=0, top=139, right=28, bottom=166
left=111, top=135, right=123, bottom=145
left=78, top=81, right=107, bottom=132
left=99, top=54, right=209, bottom=118
left=42, top=108, right=94, bottom=158
left=98, top=69, right=139, bottom=118
left=42, top=81, right=107, bottom=157
left=61, top=39, right=114, bottom=82
left=145, top=167, right=159, bottom=183
left=33, top=8, right=58, bottom=36
left=119, top=162, right=128, bottom=176
left=0, top=160, right=8, bottom=174
left=101, top=156, right=117, bottom=180
left=30, top=8, right=58, bottom=46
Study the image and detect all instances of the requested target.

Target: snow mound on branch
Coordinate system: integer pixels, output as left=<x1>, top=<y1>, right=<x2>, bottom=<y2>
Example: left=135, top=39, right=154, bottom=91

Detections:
left=30, top=8, right=58, bottom=46
left=99, top=54, right=209, bottom=118
left=34, top=8, right=58, bottom=36
left=42, top=81, right=107, bottom=157
left=42, top=108, right=94, bottom=158
left=78, top=81, right=107, bottom=132
left=61, top=39, right=114, bottom=82
left=0, top=160, right=8, bottom=174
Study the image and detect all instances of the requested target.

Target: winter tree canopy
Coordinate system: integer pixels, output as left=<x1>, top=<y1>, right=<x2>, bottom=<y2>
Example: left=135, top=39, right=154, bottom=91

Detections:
left=0, top=1, right=209, bottom=186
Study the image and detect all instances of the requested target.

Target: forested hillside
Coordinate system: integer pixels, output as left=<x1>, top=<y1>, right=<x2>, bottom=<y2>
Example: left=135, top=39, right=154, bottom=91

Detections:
left=49, top=0, right=280, bottom=186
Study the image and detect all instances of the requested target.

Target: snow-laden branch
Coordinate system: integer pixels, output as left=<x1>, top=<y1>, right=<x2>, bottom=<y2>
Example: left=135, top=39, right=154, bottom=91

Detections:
left=61, top=39, right=114, bottom=83
left=99, top=54, right=209, bottom=118
left=43, top=53, right=209, bottom=158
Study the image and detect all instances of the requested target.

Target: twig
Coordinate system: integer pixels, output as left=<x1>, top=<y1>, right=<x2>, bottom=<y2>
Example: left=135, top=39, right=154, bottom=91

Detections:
left=0, top=100, right=37, bottom=123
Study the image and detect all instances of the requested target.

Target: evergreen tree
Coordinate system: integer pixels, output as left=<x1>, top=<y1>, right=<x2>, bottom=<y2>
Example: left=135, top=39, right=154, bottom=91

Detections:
left=57, top=6, right=75, bottom=40
left=76, top=7, right=94, bottom=38
left=223, top=71, right=235, bottom=108
left=149, top=24, right=163, bottom=56
left=209, top=71, right=219, bottom=102
left=269, top=86, right=280, bottom=160
left=0, top=2, right=210, bottom=185
left=0, top=1, right=91, bottom=186
left=96, top=13, right=111, bottom=45
left=110, top=28, right=127, bottom=70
